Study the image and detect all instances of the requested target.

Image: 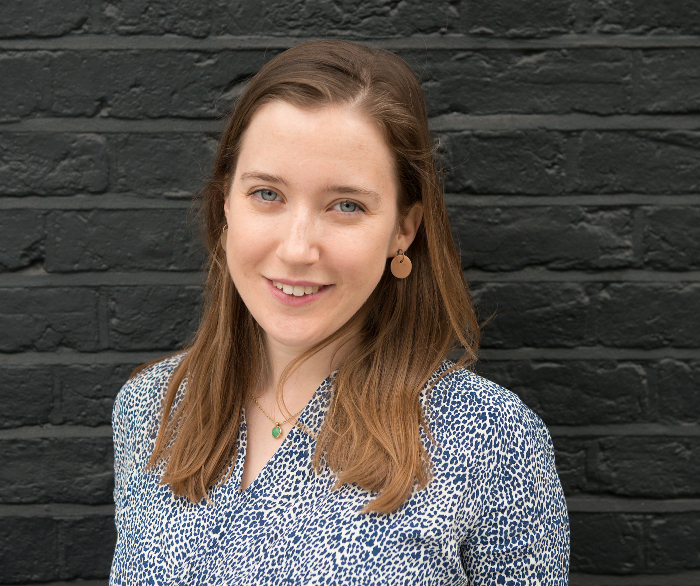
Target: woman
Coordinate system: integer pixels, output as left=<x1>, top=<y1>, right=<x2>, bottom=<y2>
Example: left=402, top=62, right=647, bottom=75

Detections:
left=111, top=40, right=569, bottom=585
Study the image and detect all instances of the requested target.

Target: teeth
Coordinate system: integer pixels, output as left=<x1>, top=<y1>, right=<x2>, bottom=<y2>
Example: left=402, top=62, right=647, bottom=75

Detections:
left=272, top=281, right=322, bottom=297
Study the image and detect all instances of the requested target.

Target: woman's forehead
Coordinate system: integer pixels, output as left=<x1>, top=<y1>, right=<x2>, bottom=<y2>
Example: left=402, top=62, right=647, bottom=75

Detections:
left=234, top=101, right=397, bottom=194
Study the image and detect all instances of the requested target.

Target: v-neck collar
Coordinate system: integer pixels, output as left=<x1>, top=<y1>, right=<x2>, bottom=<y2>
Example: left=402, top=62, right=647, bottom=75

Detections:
left=231, top=371, right=336, bottom=497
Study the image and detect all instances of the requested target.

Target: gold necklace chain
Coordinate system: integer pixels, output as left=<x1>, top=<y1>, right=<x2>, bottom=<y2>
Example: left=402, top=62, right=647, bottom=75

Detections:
left=252, top=396, right=305, bottom=439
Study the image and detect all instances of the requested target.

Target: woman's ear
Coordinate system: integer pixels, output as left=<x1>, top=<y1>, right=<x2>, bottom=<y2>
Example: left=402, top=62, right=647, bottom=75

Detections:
left=393, top=202, right=423, bottom=254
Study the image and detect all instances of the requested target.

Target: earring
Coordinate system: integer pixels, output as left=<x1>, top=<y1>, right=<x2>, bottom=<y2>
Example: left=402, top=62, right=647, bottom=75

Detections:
left=390, top=249, right=412, bottom=279
left=220, top=225, right=228, bottom=250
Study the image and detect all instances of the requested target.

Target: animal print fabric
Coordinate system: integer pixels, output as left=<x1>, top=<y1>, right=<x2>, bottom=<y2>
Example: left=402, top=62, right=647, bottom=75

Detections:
left=111, top=354, right=570, bottom=585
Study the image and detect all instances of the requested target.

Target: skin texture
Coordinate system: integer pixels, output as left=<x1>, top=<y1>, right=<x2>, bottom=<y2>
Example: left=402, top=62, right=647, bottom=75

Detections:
left=223, top=101, right=422, bottom=490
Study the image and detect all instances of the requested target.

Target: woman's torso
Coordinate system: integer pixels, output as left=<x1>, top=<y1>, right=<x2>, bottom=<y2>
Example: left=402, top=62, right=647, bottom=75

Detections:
left=110, top=355, right=569, bottom=585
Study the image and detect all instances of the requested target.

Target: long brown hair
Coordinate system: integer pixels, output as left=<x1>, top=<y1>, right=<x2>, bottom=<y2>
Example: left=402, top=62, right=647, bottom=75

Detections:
left=142, top=40, right=479, bottom=514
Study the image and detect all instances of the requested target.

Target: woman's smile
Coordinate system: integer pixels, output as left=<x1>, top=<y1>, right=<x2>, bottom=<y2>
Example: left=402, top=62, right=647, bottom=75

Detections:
left=266, top=278, right=332, bottom=306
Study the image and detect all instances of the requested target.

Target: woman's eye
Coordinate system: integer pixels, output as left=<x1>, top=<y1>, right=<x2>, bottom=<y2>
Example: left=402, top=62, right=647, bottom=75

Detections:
left=251, top=189, right=280, bottom=202
left=332, top=200, right=364, bottom=213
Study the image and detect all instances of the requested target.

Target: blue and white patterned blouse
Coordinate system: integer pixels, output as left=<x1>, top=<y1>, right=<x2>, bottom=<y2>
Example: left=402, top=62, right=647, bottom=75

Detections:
left=110, top=354, right=569, bottom=585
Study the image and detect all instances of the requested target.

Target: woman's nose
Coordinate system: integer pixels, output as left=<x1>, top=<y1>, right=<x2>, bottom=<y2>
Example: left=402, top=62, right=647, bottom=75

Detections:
left=276, top=210, right=320, bottom=265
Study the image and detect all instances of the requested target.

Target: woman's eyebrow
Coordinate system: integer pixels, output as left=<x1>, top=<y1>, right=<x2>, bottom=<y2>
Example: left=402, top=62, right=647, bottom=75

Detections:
left=239, top=171, right=288, bottom=186
left=323, top=184, right=382, bottom=204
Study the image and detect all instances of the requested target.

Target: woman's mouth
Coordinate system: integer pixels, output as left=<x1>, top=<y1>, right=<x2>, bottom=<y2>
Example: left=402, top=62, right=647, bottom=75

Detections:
left=271, top=280, right=324, bottom=297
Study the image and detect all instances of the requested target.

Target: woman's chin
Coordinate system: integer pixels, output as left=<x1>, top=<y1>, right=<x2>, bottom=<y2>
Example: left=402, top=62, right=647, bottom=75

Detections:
left=263, top=327, right=329, bottom=352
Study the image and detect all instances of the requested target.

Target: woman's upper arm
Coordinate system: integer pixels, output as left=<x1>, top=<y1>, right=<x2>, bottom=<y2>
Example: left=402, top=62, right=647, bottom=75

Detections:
left=461, top=403, right=570, bottom=585
left=111, top=379, right=133, bottom=514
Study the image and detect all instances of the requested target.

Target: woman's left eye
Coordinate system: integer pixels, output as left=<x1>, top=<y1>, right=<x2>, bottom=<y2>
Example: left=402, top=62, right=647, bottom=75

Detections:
left=251, top=189, right=281, bottom=202
left=332, top=201, right=364, bottom=213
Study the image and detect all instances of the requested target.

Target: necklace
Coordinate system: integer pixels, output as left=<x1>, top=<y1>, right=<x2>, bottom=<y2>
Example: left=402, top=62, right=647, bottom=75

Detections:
left=252, top=396, right=305, bottom=439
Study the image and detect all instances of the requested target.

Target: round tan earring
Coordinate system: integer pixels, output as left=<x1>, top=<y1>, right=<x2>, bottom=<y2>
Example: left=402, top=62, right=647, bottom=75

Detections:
left=390, top=249, right=412, bottom=279
left=220, top=225, right=228, bottom=251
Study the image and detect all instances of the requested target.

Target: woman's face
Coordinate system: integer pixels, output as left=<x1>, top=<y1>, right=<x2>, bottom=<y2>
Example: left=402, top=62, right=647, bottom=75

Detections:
left=224, top=100, right=421, bottom=354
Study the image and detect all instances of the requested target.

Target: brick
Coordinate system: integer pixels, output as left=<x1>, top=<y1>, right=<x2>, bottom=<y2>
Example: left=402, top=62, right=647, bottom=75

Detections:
left=473, top=282, right=700, bottom=350
left=467, top=0, right=574, bottom=37
left=215, top=0, right=465, bottom=37
left=0, top=516, right=58, bottom=582
left=646, top=513, right=700, bottom=571
left=107, top=286, right=203, bottom=351
left=107, top=50, right=276, bottom=119
left=0, top=210, right=46, bottom=271
left=0, top=133, right=108, bottom=196
left=111, top=133, right=216, bottom=197
left=576, top=0, right=700, bottom=35
left=551, top=443, right=587, bottom=495
left=0, top=53, right=51, bottom=122
left=0, top=367, right=54, bottom=429
left=478, top=360, right=648, bottom=425
left=419, top=48, right=633, bottom=117
left=449, top=205, right=633, bottom=270
left=88, top=0, right=217, bottom=37
left=440, top=130, right=567, bottom=195
left=0, top=513, right=115, bottom=582
left=569, top=513, right=644, bottom=573
left=653, top=359, right=700, bottom=424
left=643, top=207, right=700, bottom=270
left=0, top=437, right=113, bottom=504
left=14, top=48, right=699, bottom=119
left=0, top=287, right=100, bottom=352
left=0, top=363, right=133, bottom=429
left=46, top=50, right=112, bottom=118
left=60, top=515, right=116, bottom=579
left=33, top=49, right=275, bottom=119
left=471, top=282, right=596, bottom=348
left=56, top=363, right=136, bottom=426
left=571, top=131, right=700, bottom=195
left=635, top=50, right=700, bottom=114
left=555, top=436, right=700, bottom=498
left=80, top=0, right=466, bottom=37
left=595, top=283, right=700, bottom=348
left=0, top=0, right=89, bottom=38
left=46, top=209, right=205, bottom=272
left=4, top=48, right=696, bottom=121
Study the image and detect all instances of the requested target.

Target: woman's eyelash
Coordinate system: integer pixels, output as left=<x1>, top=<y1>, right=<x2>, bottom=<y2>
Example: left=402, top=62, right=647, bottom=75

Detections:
left=248, top=189, right=280, bottom=201
left=333, top=200, right=365, bottom=213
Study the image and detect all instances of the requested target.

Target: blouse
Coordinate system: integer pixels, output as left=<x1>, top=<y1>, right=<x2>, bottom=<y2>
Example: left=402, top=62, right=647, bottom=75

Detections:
left=110, top=354, right=570, bottom=585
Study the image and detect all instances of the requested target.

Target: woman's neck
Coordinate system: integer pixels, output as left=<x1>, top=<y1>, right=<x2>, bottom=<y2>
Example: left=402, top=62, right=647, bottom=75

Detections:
left=257, top=333, right=354, bottom=414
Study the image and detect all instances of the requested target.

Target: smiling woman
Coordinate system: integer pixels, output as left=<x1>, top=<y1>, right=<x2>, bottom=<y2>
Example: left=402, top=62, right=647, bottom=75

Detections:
left=110, top=41, right=569, bottom=585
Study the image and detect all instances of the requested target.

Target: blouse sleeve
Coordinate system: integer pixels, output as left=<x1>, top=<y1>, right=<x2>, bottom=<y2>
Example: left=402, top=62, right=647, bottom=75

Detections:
left=460, top=402, right=570, bottom=585
left=111, top=378, right=132, bottom=516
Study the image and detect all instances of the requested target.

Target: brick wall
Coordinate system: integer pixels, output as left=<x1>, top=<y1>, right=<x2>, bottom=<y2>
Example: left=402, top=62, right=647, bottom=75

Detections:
left=1, top=1, right=699, bottom=583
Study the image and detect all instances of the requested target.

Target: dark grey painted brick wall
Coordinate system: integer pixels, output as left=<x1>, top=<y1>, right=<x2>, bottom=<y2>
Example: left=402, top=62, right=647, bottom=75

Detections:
left=1, top=1, right=699, bottom=584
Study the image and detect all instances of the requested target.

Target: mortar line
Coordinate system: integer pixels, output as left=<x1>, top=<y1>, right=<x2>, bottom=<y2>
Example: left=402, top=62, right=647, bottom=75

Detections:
left=548, top=423, right=700, bottom=437
left=2, top=269, right=699, bottom=288
left=478, top=347, right=700, bottom=360
left=566, top=496, right=700, bottom=513
left=2, top=34, right=700, bottom=51
left=0, top=503, right=115, bottom=517
left=569, top=571, right=700, bottom=586
left=2, top=194, right=700, bottom=209
left=0, top=271, right=205, bottom=287
left=0, top=350, right=169, bottom=366
left=0, top=424, right=113, bottom=439
left=2, top=114, right=699, bottom=133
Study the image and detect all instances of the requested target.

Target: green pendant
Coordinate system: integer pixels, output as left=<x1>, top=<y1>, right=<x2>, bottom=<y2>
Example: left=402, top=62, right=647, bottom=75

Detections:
left=272, top=424, right=283, bottom=439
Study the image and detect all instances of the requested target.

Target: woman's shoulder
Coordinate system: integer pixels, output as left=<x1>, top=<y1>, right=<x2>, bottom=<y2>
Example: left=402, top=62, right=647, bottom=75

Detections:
left=112, top=353, right=187, bottom=434
left=426, top=360, right=551, bottom=450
